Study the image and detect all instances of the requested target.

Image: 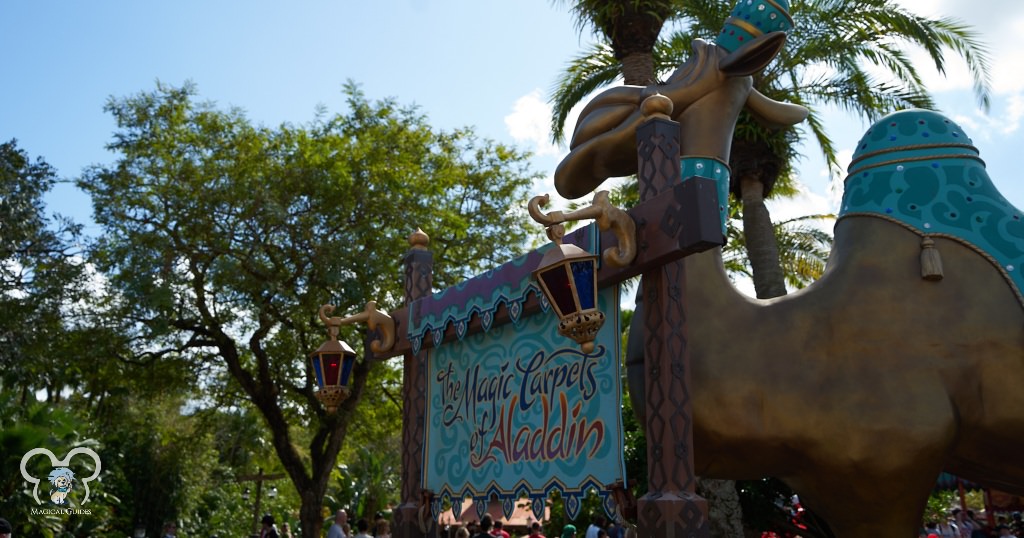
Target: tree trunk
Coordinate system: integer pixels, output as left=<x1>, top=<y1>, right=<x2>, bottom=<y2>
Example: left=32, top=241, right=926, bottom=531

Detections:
left=739, top=175, right=787, bottom=298
left=620, top=52, right=656, bottom=86
left=699, top=479, right=746, bottom=538
left=300, top=489, right=325, bottom=538
left=729, top=136, right=788, bottom=299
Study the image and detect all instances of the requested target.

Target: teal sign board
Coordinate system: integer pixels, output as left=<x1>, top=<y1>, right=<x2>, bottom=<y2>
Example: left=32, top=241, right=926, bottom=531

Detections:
left=423, top=286, right=626, bottom=522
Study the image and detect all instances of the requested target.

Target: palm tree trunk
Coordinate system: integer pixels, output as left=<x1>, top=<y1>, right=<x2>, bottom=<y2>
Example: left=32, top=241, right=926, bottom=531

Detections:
left=740, top=175, right=787, bottom=298
left=699, top=479, right=747, bottom=538
left=620, top=52, right=656, bottom=86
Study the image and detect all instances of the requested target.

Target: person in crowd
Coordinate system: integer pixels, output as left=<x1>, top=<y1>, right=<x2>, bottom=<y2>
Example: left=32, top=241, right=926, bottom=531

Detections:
left=352, top=519, right=372, bottom=538
left=260, top=514, right=280, bottom=538
left=939, top=516, right=960, bottom=538
left=953, top=509, right=973, bottom=538
left=1012, top=513, right=1024, bottom=537
left=374, top=517, right=391, bottom=538
left=472, top=515, right=493, bottom=538
left=967, top=510, right=988, bottom=538
left=490, top=520, right=510, bottom=538
left=527, top=521, right=546, bottom=538
left=280, top=522, right=293, bottom=538
left=328, top=510, right=349, bottom=538
left=0, top=518, right=12, bottom=538
left=162, top=521, right=177, bottom=538
left=561, top=524, right=577, bottom=538
left=455, top=527, right=470, bottom=538
left=996, top=524, right=1018, bottom=538
left=585, top=516, right=606, bottom=538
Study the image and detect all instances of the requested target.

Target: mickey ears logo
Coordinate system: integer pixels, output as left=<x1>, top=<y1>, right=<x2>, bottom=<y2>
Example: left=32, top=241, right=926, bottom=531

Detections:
left=19, top=447, right=102, bottom=505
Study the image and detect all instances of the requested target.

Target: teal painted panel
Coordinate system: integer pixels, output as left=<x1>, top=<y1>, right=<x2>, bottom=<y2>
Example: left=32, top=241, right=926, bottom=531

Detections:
left=423, top=286, right=625, bottom=520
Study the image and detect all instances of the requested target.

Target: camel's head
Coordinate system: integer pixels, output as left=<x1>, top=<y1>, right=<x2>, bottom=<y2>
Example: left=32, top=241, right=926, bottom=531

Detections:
left=554, top=0, right=800, bottom=200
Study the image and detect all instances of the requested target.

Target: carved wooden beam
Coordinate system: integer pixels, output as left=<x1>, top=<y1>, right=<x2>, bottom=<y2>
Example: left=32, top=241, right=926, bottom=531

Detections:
left=371, top=178, right=722, bottom=361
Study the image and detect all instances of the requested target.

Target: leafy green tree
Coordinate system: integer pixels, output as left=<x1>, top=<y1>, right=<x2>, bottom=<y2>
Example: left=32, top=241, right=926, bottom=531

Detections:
left=723, top=212, right=833, bottom=291
left=331, top=357, right=403, bottom=521
left=78, top=80, right=540, bottom=538
left=0, top=140, right=88, bottom=402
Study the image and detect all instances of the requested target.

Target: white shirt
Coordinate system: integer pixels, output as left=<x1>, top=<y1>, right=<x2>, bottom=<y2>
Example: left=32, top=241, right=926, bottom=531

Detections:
left=327, top=523, right=347, bottom=538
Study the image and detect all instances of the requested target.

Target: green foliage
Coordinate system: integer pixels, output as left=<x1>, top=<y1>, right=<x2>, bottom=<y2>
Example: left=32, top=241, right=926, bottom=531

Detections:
left=0, top=394, right=121, bottom=538
left=543, top=489, right=607, bottom=538
left=655, top=0, right=990, bottom=176
left=76, top=80, right=541, bottom=537
left=923, top=490, right=960, bottom=525
left=0, top=140, right=88, bottom=401
left=330, top=356, right=403, bottom=520
left=724, top=212, right=835, bottom=290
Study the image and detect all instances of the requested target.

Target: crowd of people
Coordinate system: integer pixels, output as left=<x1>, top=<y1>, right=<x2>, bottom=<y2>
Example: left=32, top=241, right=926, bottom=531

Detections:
left=3, top=505, right=1021, bottom=537
left=921, top=510, right=1024, bottom=538
left=442, top=513, right=625, bottom=538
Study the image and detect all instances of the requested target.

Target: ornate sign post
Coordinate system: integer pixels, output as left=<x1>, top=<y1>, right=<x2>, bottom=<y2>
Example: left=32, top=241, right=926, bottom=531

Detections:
left=375, top=99, right=723, bottom=537
left=634, top=99, right=712, bottom=537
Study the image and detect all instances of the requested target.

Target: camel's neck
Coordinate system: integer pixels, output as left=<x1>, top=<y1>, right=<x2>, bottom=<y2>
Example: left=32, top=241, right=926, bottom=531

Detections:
left=674, top=75, right=750, bottom=233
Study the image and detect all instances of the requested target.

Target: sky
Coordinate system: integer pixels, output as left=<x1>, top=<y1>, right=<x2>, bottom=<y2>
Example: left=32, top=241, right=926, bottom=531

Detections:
left=3, top=0, right=1023, bottom=260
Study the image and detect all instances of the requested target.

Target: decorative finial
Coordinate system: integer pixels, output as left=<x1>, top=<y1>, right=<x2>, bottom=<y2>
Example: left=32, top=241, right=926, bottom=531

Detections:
left=640, top=94, right=673, bottom=120
left=409, top=228, right=430, bottom=250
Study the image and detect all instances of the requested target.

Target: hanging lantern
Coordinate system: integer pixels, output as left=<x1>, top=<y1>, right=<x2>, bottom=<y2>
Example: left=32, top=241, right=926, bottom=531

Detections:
left=310, top=308, right=358, bottom=413
left=307, top=301, right=395, bottom=413
left=533, top=224, right=605, bottom=353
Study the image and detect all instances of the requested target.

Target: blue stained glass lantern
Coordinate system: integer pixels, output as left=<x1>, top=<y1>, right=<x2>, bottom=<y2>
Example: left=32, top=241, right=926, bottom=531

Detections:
left=533, top=239, right=605, bottom=353
left=310, top=332, right=357, bottom=413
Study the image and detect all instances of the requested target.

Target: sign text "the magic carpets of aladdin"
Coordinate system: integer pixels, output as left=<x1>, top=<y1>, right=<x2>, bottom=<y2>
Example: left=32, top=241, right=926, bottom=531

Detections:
left=423, top=287, right=626, bottom=502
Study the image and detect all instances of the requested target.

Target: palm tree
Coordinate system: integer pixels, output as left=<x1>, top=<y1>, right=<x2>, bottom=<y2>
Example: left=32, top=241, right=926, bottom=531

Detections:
left=550, top=0, right=991, bottom=298
left=550, top=0, right=679, bottom=139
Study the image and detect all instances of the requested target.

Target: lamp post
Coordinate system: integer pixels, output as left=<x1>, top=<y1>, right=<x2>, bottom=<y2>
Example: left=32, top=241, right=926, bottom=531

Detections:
left=237, top=467, right=286, bottom=537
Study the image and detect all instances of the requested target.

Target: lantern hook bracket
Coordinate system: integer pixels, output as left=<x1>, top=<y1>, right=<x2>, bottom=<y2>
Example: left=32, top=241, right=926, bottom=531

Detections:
left=319, top=301, right=395, bottom=353
left=527, top=190, right=636, bottom=267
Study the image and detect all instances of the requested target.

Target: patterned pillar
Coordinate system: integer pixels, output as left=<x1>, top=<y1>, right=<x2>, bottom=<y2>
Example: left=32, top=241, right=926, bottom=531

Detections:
left=395, top=229, right=437, bottom=538
left=635, top=108, right=710, bottom=537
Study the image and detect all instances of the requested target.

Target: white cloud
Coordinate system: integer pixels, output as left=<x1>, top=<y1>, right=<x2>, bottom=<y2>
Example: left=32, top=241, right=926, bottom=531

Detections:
left=1004, top=93, right=1024, bottom=134
left=822, top=148, right=854, bottom=212
left=944, top=93, right=1024, bottom=141
left=768, top=183, right=835, bottom=222
left=504, top=90, right=561, bottom=157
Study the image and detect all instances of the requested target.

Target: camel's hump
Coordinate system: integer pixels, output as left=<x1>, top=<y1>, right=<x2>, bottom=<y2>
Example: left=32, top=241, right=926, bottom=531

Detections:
left=839, top=108, right=1024, bottom=303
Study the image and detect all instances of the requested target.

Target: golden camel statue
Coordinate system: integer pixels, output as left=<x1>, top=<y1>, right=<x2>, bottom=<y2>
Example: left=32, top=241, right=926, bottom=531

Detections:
left=557, top=15, right=1024, bottom=538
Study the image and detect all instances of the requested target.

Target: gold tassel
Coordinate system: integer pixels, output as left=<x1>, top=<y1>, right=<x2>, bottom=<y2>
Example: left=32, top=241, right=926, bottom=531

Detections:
left=921, top=236, right=943, bottom=281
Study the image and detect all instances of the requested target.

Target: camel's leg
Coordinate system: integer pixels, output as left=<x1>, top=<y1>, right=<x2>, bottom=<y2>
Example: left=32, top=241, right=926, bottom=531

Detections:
left=789, top=464, right=943, bottom=537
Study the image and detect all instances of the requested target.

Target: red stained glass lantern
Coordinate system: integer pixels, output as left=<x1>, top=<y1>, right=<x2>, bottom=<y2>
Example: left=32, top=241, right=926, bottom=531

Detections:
left=533, top=238, right=605, bottom=353
left=310, top=333, right=357, bottom=413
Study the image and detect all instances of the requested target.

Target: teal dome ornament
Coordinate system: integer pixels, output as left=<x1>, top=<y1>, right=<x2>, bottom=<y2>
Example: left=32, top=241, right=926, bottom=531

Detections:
left=847, top=109, right=977, bottom=174
left=716, top=0, right=794, bottom=53
left=840, top=109, right=1024, bottom=302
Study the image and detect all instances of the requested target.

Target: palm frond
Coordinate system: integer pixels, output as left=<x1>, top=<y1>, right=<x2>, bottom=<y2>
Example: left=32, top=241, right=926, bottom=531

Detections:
left=549, top=43, right=622, bottom=144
